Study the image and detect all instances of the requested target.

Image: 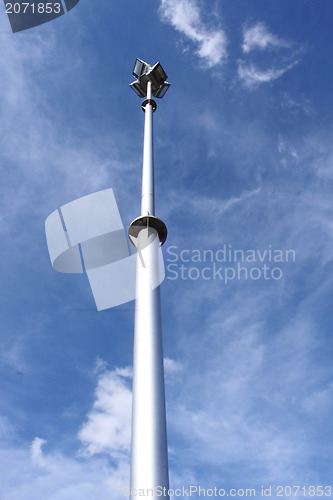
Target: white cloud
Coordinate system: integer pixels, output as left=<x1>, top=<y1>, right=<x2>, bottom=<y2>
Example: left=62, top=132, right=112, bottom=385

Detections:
left=78, top=359, right=185, bottom=456
left=78, top=367, right=132, bottom=459
left=238, top=22, right=300, bottom=88
left=238, top=61, right=297, bottom=88
left=193, top=186, right=262, bottom=216
left=164, top=284, right=333, bottom=485
left=0, top=364, right=132, bottom=499
left=0, top=15, right=140, bottom=236
left=160, top=0, right=227, bottom=67
left=92, top=356, right=109, bottom=375
left=164, top=357, right=183, bottom=376
left=157, top=113, right=333, bottom=482
left=279, top=92, right=315, bottom=117
left=0, top=436, right=129, bottom=500
left=308, top=137, right=333, bottom=180
left=278, top=135, right=300, bottom=164
left=30, top=437, right=47, bottom=464
left=0, top=365, right=134, bottom=498
left=277, top=132, right=333, bottom=181
left=242, top=22, right=291, bottom=53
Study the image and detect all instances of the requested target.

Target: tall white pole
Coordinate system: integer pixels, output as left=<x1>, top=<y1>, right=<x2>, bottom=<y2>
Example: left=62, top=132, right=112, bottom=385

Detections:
left=141, top=81, right=155, bottom=216
left=130, top=81, right=170, bottom=499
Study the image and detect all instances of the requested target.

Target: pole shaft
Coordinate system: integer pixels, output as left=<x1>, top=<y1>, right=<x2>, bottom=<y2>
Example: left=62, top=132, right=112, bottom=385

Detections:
left=130, top=81, right=170, bottom=499
left=141, top=82, right=155, bottom=216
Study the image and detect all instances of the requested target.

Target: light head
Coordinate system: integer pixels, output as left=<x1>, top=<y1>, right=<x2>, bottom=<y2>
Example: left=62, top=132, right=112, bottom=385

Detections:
left=130, top=58, right=171, bottom=98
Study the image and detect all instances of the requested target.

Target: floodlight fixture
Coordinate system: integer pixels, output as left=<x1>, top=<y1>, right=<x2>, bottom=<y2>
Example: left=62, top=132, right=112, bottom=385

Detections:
left=132, top=58, right=150, bottom=78
left=130, top=58, right=171, bottom=99
left=129, top=79, right=147, bottom=98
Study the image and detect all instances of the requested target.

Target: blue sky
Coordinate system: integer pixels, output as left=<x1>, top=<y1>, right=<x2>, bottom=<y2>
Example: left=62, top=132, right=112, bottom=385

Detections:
left=0, top=0, right=333, bottom=498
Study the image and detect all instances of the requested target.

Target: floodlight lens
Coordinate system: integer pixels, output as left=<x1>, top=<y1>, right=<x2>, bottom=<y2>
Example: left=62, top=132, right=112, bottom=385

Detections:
left=133, top=58, right=149, bottom=78
left=130, top=80, right=146, bottom=98
left=152, top=62, right=168, bottom=83
left=154, top=82, right=171, bottom=98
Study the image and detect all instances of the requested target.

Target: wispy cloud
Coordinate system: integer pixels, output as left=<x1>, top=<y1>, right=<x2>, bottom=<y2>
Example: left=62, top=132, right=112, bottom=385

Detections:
left=278, top=132, right=333, bottom=181
left=242, top=22, right=291, bottom=53
left=0, top=429, right=129, bottom=499
left=159, top=0, right=227, bottom=67
left=190, top=186, right=262, bottom=216
left=156, top=101, right=333, bottom=484
left=238, top=61, right=297, bottom=88
left=238, top=22, right=300, bottom=88
left=30, top=437, right=47, bottom=465
left=0, top=15, right=141, bottom=235
left=164, top=263, right=333, bottom=484
left=164, top=357, right=184, bottom=377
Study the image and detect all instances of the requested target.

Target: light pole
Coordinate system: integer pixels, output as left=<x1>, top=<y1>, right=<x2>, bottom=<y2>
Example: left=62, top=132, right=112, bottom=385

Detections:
left=128, top=59, right=170, bottom=499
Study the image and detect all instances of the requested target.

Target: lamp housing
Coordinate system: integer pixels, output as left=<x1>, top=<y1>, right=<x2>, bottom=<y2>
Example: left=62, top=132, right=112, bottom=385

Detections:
left=130, top=59, right=170, bottom=99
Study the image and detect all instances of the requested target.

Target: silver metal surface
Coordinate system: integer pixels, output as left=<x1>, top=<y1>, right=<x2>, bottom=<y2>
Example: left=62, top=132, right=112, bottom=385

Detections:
left=141, top=81, right=155, bottom=216
left=130, top=228, right=169, bottom=497
left=130, top=78, right=170, bottom=499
